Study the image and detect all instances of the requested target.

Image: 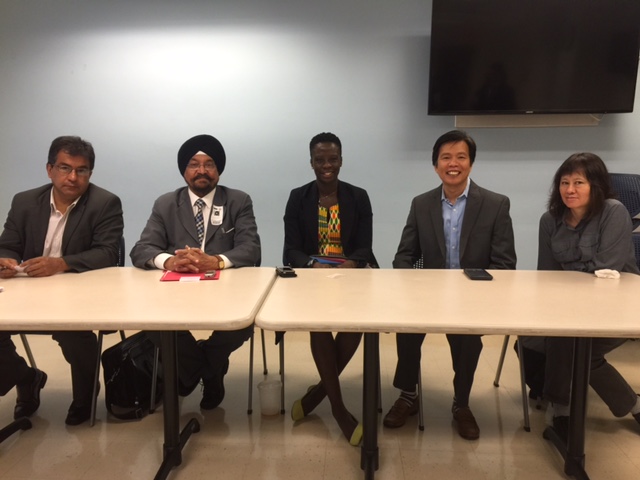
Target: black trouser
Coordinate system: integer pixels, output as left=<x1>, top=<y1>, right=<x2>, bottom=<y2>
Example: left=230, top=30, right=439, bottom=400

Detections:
left=147, top=326, right=253, bottom=388
left=393, top=333, right=483, bottom=407
left=544, top=336, right=635, bottom=417
left=0, top=333, right=31, bottom=396
left=0, top=331, right=97, bottom=405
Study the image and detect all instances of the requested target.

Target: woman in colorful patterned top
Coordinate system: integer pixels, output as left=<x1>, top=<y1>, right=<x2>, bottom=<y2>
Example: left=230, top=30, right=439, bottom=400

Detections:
left=283, top=132, right=376, bottom=446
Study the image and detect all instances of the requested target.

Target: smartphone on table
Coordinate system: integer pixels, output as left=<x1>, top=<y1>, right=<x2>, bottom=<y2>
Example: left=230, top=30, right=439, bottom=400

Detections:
left=463, top=268, right=493, bottom=281
left=276, top=266, right=297, bottom=278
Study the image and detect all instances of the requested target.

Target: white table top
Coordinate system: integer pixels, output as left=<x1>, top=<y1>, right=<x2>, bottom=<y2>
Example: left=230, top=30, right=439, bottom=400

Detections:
left=256, top=269, right=639, bottom=337
left=0, top=266, right=276, bottom=331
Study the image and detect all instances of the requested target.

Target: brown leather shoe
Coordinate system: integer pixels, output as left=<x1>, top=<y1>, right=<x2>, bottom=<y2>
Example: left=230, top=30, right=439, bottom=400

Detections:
left=383, top=395, right=419, bottom=428
left=452, top=405, right=480, bottom=440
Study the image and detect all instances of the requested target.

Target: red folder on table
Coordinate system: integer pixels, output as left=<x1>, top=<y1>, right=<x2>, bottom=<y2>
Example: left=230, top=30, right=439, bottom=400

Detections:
left=159, top=271, right=220, bottom=281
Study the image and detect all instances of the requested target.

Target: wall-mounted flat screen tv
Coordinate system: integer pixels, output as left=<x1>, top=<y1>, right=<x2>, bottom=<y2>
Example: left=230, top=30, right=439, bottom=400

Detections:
left=428, top=0, right=640, bottom=115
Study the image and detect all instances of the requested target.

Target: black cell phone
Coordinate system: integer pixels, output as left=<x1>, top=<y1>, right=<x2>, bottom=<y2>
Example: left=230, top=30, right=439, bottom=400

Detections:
left=463, top=268, right=493, bottom=281
left=276, top=266, right=297, bottom=278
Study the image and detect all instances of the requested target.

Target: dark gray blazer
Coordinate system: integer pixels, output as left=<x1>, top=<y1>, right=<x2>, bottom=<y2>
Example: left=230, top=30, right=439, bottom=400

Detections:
left=130, top=185, right=261, bottom=268
left=0, top=183, right=124, bottom=271
left=393, top=180, right=516, bottom=270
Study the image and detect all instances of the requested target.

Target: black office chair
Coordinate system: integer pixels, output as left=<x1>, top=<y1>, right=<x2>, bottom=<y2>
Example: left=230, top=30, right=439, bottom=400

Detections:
left=18, top=334, right=37, bottom=369
left=91, top=238, right=165, bottom=425
left=144, top=268, right=270, bottom=417
left=17, top=238, right=131, bottom=427
left=1, top=337, right=39, bottom=443
left=610, top=173, right=640, bottom=270
left=247, top=328, right=275, bottom=414
left=412, top=256, right=531, bottom=432
left=493, top=336, right=537, bottom=427
left=89, top=237, right=129, bottom=426
left=610, top=173, right=640, bottom=221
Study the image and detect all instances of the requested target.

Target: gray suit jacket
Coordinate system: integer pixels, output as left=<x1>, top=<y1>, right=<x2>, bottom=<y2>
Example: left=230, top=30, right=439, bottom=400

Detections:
left=393, top=180, right=516, bottom=270
left=130, top=185, right=261, bottom=268
left=0, top=183, right=124, bottom=272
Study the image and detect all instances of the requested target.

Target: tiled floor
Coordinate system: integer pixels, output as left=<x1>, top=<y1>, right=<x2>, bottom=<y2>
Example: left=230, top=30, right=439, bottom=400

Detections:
left=1, top=332, right=639, bottom=479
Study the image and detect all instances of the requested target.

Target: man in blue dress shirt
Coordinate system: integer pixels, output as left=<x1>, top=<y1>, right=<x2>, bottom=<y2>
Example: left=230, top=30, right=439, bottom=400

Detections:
left=383, top=130, right=517, bottom=440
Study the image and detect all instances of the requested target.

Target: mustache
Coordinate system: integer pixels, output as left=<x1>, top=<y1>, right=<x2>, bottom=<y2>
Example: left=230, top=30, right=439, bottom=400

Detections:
left=194, top=174, right=211, bottom=181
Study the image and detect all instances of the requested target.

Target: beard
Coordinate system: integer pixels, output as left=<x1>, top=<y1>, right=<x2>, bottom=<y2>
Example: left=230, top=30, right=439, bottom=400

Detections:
left=189, top=174, right=217, bottom=197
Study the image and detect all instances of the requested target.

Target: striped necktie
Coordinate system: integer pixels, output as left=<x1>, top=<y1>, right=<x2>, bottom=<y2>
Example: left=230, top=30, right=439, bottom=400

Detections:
left=195, top=198, right=205, bottom=245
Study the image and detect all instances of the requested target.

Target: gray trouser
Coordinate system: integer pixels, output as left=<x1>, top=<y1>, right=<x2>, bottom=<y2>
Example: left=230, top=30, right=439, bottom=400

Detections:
left=544, top=336, right=636, bottom=417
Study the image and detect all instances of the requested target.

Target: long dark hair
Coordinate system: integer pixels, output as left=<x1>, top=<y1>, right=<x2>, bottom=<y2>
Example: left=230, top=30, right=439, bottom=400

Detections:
left=547, top=152, right=616, bottom=221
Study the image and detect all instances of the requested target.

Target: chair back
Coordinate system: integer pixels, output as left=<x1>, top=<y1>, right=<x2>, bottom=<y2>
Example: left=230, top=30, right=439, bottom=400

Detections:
left=610, top=173, right=640, bottom=269
left=118, top=237, right=125, bottom=267
left=633, top=234, right=640, bottom=271
left=610, top=173, right=640, bottom=229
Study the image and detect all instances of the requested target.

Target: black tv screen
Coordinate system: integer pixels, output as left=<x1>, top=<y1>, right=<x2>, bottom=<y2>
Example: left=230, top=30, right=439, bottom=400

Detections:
left=428, top=0, right=640, bottom=115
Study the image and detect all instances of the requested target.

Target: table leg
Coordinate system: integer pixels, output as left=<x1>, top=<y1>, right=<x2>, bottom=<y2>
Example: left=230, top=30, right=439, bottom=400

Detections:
left=154, top=331, right=201, bottom=480
left=361, top=332, right=379, bottom=479
left=543, top=337, right=591, bottom=480
left=0, top=417, right=32, bottom=443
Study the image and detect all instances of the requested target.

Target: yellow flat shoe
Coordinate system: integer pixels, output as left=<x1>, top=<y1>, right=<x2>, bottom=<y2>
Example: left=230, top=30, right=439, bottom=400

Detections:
left=291, top=385, right=317, bottom=422
left=291, top=398, right=305, bottom=422
left=349, top=423, right=363, bottom=446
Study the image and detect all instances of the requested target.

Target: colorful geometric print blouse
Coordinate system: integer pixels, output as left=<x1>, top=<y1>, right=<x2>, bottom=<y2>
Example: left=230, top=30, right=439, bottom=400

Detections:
left=317, top=204, right=344, bottom=256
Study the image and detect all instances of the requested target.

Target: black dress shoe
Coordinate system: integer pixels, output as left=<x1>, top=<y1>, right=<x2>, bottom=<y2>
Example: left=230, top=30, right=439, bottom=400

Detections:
left=552, top=415, right=570, bottom=443
left=633, top=394, right=640, bottom=425
left=528, top=389, right=542, bottom=400
left=200, top=359, right=229, bottom=410
left=65, top=402, right=92, bottom=426
left=178, top=379, right=200, bottom=397
left=14, top=369, right=48, bottom=420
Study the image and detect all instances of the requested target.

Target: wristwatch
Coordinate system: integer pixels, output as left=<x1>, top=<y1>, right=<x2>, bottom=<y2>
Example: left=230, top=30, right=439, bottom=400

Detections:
left=215, top=255, right=225, bottom=270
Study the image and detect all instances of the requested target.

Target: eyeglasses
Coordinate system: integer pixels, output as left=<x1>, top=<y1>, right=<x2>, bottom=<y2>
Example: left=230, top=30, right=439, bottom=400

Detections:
left=53, top=164, right=92, bottom=177
left=186, top=161, right=217, bottom=172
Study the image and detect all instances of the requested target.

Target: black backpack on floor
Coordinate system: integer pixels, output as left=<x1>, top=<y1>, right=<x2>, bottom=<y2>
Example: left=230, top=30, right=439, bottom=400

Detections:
left=102, top=331, right=163, bottom=420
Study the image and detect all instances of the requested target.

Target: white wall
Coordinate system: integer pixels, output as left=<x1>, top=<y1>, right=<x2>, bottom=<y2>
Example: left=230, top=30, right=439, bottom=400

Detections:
left=1, top=1, right=639, bottom=268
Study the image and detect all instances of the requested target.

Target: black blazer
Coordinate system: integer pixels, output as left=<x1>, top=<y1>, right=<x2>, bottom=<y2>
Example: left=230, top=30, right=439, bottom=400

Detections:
left=283, top=180, right=376, bottom=267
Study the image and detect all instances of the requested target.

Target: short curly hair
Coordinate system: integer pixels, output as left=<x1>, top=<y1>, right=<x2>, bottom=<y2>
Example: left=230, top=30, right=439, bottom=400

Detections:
left=309, top=132, right=342, bottom=156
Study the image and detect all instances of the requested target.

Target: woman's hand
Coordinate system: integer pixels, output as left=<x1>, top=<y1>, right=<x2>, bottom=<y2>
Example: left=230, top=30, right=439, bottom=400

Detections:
left=336, top=260, right=358, bottom=269
left=312, top=261, right=331, bottom=268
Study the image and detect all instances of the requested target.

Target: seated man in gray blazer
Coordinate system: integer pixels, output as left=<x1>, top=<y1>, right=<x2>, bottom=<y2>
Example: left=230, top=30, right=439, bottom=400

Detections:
left=130, top=134, right=261, bottom=410
left=0, top=135, right=124, bottom=425
left=383, top=130, right=516, bottom=440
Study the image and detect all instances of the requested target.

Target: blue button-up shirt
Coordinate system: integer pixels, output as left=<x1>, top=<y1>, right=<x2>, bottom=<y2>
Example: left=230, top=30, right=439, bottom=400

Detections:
left=441, top=179, right=470, bottom=269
